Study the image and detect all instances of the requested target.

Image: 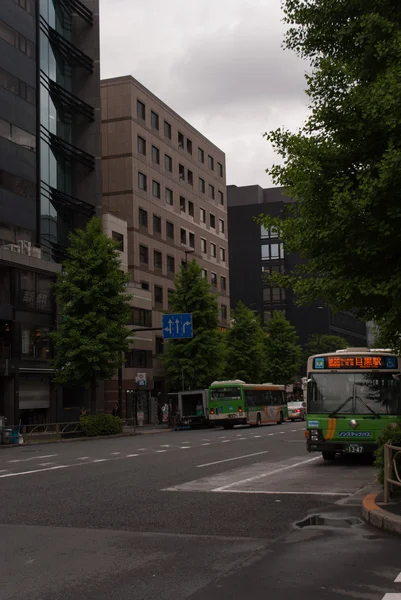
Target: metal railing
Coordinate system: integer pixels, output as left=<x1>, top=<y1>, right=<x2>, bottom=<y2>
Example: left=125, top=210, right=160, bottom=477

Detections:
left=384, top=443, right=401, bottom=503
left=22, top=421, right=82, bottom=440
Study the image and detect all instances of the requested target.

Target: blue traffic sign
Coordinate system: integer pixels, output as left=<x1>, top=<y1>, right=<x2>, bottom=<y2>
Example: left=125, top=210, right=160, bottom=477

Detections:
left=162, top=313, right=193, bottom=339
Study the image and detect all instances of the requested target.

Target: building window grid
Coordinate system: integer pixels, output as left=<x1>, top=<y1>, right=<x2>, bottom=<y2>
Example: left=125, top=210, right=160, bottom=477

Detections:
left=210, top=243, right=216, bottom=258
left=164, top=154, right=172, bottom=172
left=154, top=250, right=162, bottom=270
left=165, top=187, right=173, bottom=205
left=151, top=145, right=160, bottom=164
left=151, top=111, right=159, bottom=130
left=138, top=208, right=148, bottom=229
left=167, top=255, right=175, bottom=273
left=0, top=117, right=36, bottom=152
left=139, top=245, right=148, bottom=264
left=166, top=221, right=174, bottom=239
left=137, top=136, right=146, bottom=155
left=152, top=180, right=161, bottom=199
left=261, top=242, right=285, bottom=261
left=138, top=172, right=147, bottom=191
left=198, top=147, right=204, bottom=163
left=0, top=67, right=35, bottom=105
left=153, top=214, right=162, bottom=234
left=209, top=184, right=215, bottom=200
left=164, top=120, right=172, bottom=139
left=137, top=100, right=146, bottom=120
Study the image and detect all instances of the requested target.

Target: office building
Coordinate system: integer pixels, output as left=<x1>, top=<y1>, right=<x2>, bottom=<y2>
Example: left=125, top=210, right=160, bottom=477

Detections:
left=227, top=185, right=367, bottom=348
left=101, top=76, right=230, bottom=419
left=0, top=0, right=101, bottom=426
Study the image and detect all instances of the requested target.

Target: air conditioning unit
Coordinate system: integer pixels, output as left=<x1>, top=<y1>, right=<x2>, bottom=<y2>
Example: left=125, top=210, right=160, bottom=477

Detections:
left=18, top=240, right=32, bottom=256
left=31, top=247, right=42, bottom=259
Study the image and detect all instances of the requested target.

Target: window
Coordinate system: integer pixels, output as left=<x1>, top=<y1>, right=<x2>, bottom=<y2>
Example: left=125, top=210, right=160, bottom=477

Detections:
left=270, top=244, right=279, bottom=259
left=261, top=244, right=269, bottom=260
left=154, top=250, right=162, bottom=269
left=14, top=0, right=36, bottom=16
left=153, top=214, right=161, bottom=234
left=220, top=247, right=226, bottom=262
left=209, top=184, right=215, bottom=200
left=165, top=154, right=172, bottom=172
left=0, top=169, right=35, bottom=200
left=137, top=100, right=146, bottom=120
left=125, top=350, right=152, bottom=369
left=167, top=255, right=175, bottom=273
left=152, top=180, right=161, bottom=198
left=271, top=227, right=278, bottom=238
left=166, top=221, right=174, bottom=239
left=188, top=170, right=193, bottom=186
left=263, top=288, right=286, bottom=303
left=211, top=272, right=217, bottom=286
left=218, top=191, right=224, bottom=206
left=208, top=155, right=214, bottom=170
left=151, top=111, right=159, bottom=130
left=0, top=67, right=35, bottom=105
left=200, top=208, right=206, bottom=223
left=154, top=285, right=163, bottom=306
left=219, top=218, right=225, bottom=234
left=0, top=21, right=35, bottom=58
left=137, top=136, right=146, bottom=155
left=178, top=132, right=184, bottom=148
left=280, top=243, right=284, bottom=258
left=217, top=162, right=223, bottom=177
left=210, top=213, right=216, bottom=229
left=164, top=120, right=172, bottom=139
left=112, top=231, right=124, bottom=251
left=155, top=337, right=164, bottom=355
left=132, top=308, right=152, bottom=327
left=261, top=225, right=269, bottom=238
left=180, top=228, right=187, bottom=245
left=221, top=305, right=228, bottom=321
left=180, top=196, right=186, bottom=212
left=201, top=269, right=207, bottom=279
left=187, top=138, right=192, bottom=154
left=138, top=208, right=148, bottom=228
left=200, top=238, right=207, bottom=253
left=198, top=147, right=205, bottom=163
left=188, top=201, right=194, bottom=217
left=165, top=187, right=173, bottom=205
left=138, top=172, right=147, bottom=191
left=168, top=289, right=174, bottom=308
left=139, top=245, right=148, bottom=264
left=221, top=276, right=227, bottom=291
left=179, top=164, right=185, bottom=180
left=141, top=281, right=149, bottom=290
left=210, top=243, right=216, bottom=258
left=189, top=232, right=195, bottom=248
left=199, top=178, right=205, bottom=193
left=151, top=145, right=160, bottom=164
left=0, top=118, right=36, bottom=152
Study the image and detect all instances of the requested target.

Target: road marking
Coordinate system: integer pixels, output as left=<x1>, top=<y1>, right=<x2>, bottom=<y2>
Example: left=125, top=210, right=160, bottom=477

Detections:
left=137, top=448, right=147, bottom=451
left=291, top=429, right=297, bottom=432
left=0, top=469, right=9, bottom=473
left=160, top=445, right=170, bottom=448
left=279, top=432, right=286, bottom=434
left=77, top=457, right=89, bottom=460
left=110, top=452, right=121, bottom=455
left=215, top=490, right=350, bottom=496
left=221, top=440, right=230, bottom=443
left=219, top=436, right=227, bottom=439
left=180, top=447, right=190, bottom=449
left=202, top=443, right=210, bottom=446
left=212, top=456, right=321, bottom=491
left=236, top=434, right=242, bottom=437
left=394, top=573, right=401, bottom=583
left=126, top=454, right=139, bottom=458
left=202, top=439, right=210, bottom=441
left=38, top=462, right=54, bottom=467
left=156, top=450, right=167, bottom=453
left=382, top=595, right=401, bottom=599
left=268, top=434, right=274, bottom=436
left=253, top=435, right=261, bottom=438
left=0, top=465, right=68, bottom=478
left=8, top=454, right=58, bottom=464
left=238, top=437, right=246, bottom=440
left=93, top=459, right=107, bottom=463
left=197, top=451, right=269, bottom=469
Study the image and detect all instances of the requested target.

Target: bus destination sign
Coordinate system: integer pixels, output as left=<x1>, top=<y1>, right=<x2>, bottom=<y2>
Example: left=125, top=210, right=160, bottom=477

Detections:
left=313, top=355, right=398, bottom=370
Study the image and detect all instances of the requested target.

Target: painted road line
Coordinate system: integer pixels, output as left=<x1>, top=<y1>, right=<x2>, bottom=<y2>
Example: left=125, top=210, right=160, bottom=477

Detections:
left=279, top=432, right=286, bottom=434
left=180, top=447, right=190, bottom=449
left=394, top=574, right=401, bottom=583
left=160, top=445, right=170, bottom=448
left=291, top=429, right=297, bottom=432
left=77, top=457, right=89, bottom=460
left=0, top=469, right=9, bottom=473
left=126, top=454, right=139, bottom=458
left=268, top=433, right=274, bottom=436
left=93, top=459, right=108, bottom=463
left=253, top=435, right=261, bottom=438
left=156, top=450, right=167, bottom=453
left=221, top=440, right=230, bottom=443
left=0, top=465, right=69, bottom=478
left=110, top=452, right=121, bottom=455
left=8, top=454, right=58, bottom=464
left=212, top=456, right=321, bottom=491
left=238, top=437, right=246, bottom=440
left=38, top=462, right=54, bottom=467
left=216, top=490, right=350, bottom=496
left=382, top=595, right=401, bottom=599
left=201, top=439, right=210, bottom=442
left=197, top=451, right=269, bottom=469
left=202, top=443, right=210, bottom=446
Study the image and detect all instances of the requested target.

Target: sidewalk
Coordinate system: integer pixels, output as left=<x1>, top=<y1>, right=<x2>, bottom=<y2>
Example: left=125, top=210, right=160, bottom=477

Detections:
left=362, top=486, right=401, bottom=535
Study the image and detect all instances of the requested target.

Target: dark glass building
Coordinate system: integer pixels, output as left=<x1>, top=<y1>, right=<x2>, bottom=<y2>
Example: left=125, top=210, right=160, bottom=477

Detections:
left=0, top=0, right=101, bottom=426
left=227, top=184, right=367, bottom=350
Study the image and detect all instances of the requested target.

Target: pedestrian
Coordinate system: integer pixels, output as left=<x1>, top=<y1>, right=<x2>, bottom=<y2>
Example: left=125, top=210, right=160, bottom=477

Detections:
left=162, top=402, right=169, bottom=424
left=157, top=403, right=163, bottom=425
left=112, top=403, right=119, bottom=417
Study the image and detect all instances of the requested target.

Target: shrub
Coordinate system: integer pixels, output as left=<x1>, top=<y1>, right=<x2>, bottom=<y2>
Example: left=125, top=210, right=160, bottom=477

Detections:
left=374, top=423, right=401, bottom=484
left=80, top=413, right=123, bottom=437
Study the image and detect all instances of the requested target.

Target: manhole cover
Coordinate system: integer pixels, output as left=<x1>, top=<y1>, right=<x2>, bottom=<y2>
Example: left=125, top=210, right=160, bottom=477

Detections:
left=296, top=515, right=363, bottom=529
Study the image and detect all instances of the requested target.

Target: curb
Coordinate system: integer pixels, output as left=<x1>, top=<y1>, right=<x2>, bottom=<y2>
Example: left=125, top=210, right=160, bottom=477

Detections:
left=362, top=492, right=401, bottom=535
left=0, top=428, right=173, bottom=449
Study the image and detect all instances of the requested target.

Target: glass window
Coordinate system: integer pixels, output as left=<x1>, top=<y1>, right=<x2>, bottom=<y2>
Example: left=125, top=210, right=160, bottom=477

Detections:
left=167, top=255, right=175, bottom=273
left=165, top=154, right=172, bottom=172
left=112, top=231, right=124, bottom=251
left=164, top=120, right=172, bottom=139
left=188, top=170, right=193, bottom=186
left=198, top=147, right=204, bottom=163
left=139, top=245, right=148, bottom=264
left=152, top=145, right=160, bottom=164
left=137, top=136, right=146, bottom=155
left=166, top=221, right=174, bottom=239
left=187, top=139, right=192, bottom=154
left=141, top=281, right=149, bottom=290
left=13, top=124, right=35, bottom=151
left=219, top=219, right=225, bottom=234
left=200, top=208, right=206, bottom=223
left=151, top=111, right=159, bottom=130
left=211, top=243, right=216, bottom=258
left=0, top=68, right=18, bottom=96
left=209, top=184, right=215, bottom=200
left=155, top=337, right=164, bottom=355
left=210, top=214, right=216, bottom=229
left=220, top=247, right=226, bottom=262
left=154, top=285, right=163, bottom=305
left=165, top=188, right=173, bottom=205
left=280, top=243, right=285, bottom=258
left=217, top=162, right=223, bottom=177
left=211, top=272, right=217, bottom=286
left=180, top=228, right=186, bottom=245
left=199, top=178, right=205, bottom=193
left=132, top=308, right=152, bottom=327
left=221, top=305, right=228, bottom=320
left=261, top=244, right=269, bottom=260
left=36, top=275, right=52, bottom=311
left=0, top=118, right=11, bottom=141
left=125, top=350, right=152, bottom=369
left=178, top=132, right=184, bottom=148
left=261, top=225, right=269, bottom=238
left=0, top=21, right=17, bottom=46
left=180, top=196, right=186, bottom=212
left=138, top=172, right=147, bottom=191
left=189, top=232, right=195, bottom=248
left=218, top=191, right=224, bottom=205
left=139, top=208, right=148, bottom=228
left=168, top=289, right=174, bottom=308
left=188, top=201, right=194, bottom=217
left=271, top=226, right=278, bottom=238
left=152, top=180, right=161, bottom=198
left=270, top=244, right=279, bottom=259
left=201, top=238, right=206, bottom=253
left=221, top=276, right=227, bottom=291
left=137, top=100, right=146, bottom=120
left=201, top=269, right=207, bottom=279
left=154, top=250, right=162, bottom=269
left=208, top=155, right=214, bottom=170
left=153, top=214, right=161, bottom=234
left=179, top=164, right=185, bottom=180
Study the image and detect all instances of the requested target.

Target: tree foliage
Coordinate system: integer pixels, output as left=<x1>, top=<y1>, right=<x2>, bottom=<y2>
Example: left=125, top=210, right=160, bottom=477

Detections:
left=260, top=0, right=401, bottom=348
left=224, top=301, right=266, bottom=382
left=163, top=260, right=225, bottom=390
left=304, top=334, right=348, bottom=360
left=264, top=312, right=302, bottom=384
left=51, top=218, right=132, bottom=394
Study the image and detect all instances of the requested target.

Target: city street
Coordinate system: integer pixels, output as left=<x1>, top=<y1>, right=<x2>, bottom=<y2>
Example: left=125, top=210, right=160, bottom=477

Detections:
left=1, top=423, right=401, bottom=599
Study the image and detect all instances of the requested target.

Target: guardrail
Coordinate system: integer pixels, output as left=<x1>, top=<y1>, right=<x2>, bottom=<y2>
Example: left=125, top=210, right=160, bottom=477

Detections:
left=384, top=443, right=401, bottom=503
left=22, top=421, right=82, bottom=440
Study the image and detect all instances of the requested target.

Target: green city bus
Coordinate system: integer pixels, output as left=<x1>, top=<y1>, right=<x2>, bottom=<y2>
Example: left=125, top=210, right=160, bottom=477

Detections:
left=305, top=348, right=401, bottom=460
left=208, top=380, right=288, bottom=429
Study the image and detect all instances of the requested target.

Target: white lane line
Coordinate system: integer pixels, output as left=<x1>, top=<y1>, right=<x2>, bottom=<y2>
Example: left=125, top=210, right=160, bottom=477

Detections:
left=382, top=595, right=401, bottom=599
left=291, top=429, right=297, bottom=432
left=268, top=434, right=274, bottom=436
left=236, top=434, right=243, bottom=437
left=77, top=457, right=89, bottom=460
left=38, top=462, right=54, bottom=467
left=180, top=447, right=190, bottom=449
left=212, top=456, right=321, bottom=491
left=202, top=443, right=210, bottom=446
left=219, top=436, right=227, bottom=439
left=253, top=435, right=261, bottom=438
left=93, top=459, right=107, bottom=463
left=126, top=454, right=139, bottom=458
left=197, top=450, right=269, bottom=469
left=110, top=452, right=121, bottom=455
left=156, top=450, right=167, bottom=453
left=279, top=432, right=286, bottom=434
left=8, top=454, right=58, bottom=464
left=0, top=469, right=9, bottom=473
left=160, top=445, right=170, bottom=448
left=181, top=441, right=190, bottom=444
left=394, top=573, right=401, bottom=583
left=221, top=440, right=230, bottom=443
left=0, top=465, right=69, bottom=478
left=238, top=437, right=246, bottom=440
left=216, top=490, right=350, bottom=496
left=137, top=448, right=147, bottom=451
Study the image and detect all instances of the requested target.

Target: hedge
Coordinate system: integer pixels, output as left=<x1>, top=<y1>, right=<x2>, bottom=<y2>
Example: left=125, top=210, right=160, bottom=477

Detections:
left=374, top=423, right=401, bottom=484
left=80, top=413, right=123, bottom=437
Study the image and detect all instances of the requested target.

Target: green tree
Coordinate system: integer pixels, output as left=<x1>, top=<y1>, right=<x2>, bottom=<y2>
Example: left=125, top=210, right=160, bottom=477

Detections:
left=304, top=334, right=348, bottom=361
left=224, top=301, right=266, bottom=382
left=264, top=312, right=302, bottom=384
left=163, top=260, right=225, bottom=390
left=51, top=217, right=132, bottom=411
left=259, top=0, right=401, bottom=350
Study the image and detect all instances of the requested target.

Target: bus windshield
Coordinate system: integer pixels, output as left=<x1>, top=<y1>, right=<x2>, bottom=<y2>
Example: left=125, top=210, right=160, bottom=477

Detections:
left=210, top=387, right=242, bottom=400
left=308, top=373, right=401, bottom=415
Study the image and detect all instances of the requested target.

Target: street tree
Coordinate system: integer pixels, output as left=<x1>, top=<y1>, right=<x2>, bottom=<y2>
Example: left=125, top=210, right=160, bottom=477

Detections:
left=259, top=0, right=401, bottom=350
left=163, top=260, right=225, bottom=390
left=264, top=312, right=302, bottom=384
left=51, top=217, right=132, bottom=411
left=224, top=301, right=266, bottom=383
left=304, top=334, right=348, bottom=361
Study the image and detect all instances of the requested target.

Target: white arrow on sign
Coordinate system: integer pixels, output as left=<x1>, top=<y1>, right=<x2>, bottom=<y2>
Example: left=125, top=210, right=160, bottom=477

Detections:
left=175, top=318, right=180, bottom=333
left=183, top=321, right=191, bottom=333
left=164, top=319, right=173, bottom=334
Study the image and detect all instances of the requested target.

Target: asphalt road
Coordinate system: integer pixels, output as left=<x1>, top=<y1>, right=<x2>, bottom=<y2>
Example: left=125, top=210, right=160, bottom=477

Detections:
left=1, top=422, right=400, bottom=600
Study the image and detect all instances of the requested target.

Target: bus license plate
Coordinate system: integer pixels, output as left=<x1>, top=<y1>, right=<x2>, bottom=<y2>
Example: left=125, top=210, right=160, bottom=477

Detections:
left=347, top=444, right=364, bottom=454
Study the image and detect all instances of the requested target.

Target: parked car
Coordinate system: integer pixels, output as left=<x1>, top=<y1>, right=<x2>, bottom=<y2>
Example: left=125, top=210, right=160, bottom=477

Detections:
left=287, top=401, right=306, bottom=421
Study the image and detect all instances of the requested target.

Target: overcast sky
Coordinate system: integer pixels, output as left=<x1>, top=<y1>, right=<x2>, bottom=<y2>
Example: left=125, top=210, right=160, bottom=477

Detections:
left=99, top=0, right=310, bottom=188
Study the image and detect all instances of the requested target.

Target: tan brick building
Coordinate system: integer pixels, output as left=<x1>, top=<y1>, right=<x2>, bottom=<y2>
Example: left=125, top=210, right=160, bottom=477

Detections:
left=101, top=76, right=230, bottom=420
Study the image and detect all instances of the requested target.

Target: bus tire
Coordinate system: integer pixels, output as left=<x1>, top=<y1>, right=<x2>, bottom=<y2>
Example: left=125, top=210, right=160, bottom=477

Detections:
left=322, top=452, right=335, bottom=461
left=276, top=412, right=284, bottom=425
left=256, top=414, right=262, bottom=427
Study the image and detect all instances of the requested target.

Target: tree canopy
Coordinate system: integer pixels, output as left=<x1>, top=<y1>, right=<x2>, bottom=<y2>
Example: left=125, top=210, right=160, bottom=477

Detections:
left=51, top=218, right=132, bottom=404
left=224, top=301, right=266, bottom=383
left=163, top=260, right=225, bottom=390
left=264, top=312, right=302, bottom=384
left=260, top=0, right=401, bottom=349
left=304, top=334, right=348, bottom=360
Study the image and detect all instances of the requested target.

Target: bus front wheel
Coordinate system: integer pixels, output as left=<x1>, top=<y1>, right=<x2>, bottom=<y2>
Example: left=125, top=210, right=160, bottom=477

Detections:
left=322, top=452, right=335, bottom=461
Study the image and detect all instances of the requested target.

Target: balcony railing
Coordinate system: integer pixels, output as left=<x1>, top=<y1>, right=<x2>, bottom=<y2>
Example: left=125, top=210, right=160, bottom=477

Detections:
left=40, top=71, right=94, bottom=121
left=40, top=17, right=94, bottom=72
left=59, top=0, right=94, bottom=24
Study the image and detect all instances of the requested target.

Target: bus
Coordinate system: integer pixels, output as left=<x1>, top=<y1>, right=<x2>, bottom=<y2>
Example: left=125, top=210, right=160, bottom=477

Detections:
left=208, top=380, right=288, bottom=429
left=305, top=348, right=401, bottom=460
